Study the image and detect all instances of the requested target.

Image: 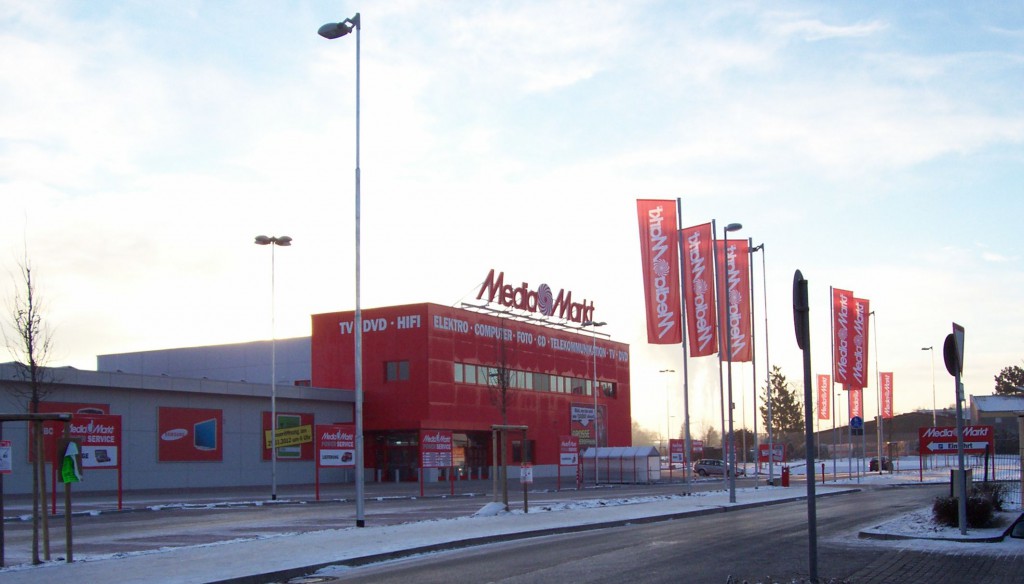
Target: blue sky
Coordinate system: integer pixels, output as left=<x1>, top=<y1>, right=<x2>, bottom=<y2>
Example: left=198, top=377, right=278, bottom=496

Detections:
left=2, top=1, right=1022, bottom=439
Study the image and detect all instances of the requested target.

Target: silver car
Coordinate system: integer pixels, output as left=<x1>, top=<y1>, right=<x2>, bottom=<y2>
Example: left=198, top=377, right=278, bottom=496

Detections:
left=693, top=458, right=745, bottom=477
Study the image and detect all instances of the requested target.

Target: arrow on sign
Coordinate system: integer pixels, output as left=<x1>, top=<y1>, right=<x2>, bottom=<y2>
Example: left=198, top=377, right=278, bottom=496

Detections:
left=926, top=442, right=988, bottom=452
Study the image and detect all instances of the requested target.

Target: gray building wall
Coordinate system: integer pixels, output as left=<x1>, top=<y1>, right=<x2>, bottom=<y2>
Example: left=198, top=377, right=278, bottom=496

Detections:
left=97, top=337, right=312, bottom=386
left=0, top=363, right=352, bottom=495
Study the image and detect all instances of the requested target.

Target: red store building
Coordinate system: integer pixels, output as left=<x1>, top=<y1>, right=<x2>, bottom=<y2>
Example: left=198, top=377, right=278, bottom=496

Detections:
left=311, top=302, right=631, bottom=480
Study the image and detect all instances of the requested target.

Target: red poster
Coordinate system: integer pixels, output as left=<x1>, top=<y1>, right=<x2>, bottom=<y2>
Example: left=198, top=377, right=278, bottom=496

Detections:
left=880, top=372, right=894, bottom=419
left=832, top=288, right=855, bottom=385
left=261, top=411, right=315, bottom=461
left=716, top=238, right=752, bottom=362
left=158, top=407, right=223, bottom=462
left=636, top=199, right=682, bottom=344
left=419, top=430, right=453, bottom=468
left=559, top=435, right=580, bottom=466
left=35, top=401, right=110, bottom=463
left=758, top=443, right=785, bottom=463
left=848, top=388, right=863, bottom=419
left=680, top=223, right=717, bottom=357
left=817, top=374, right=831, bottom=420
left=850, top=297, right=870, bottom=388
left=690, top=439, right=704, bottom=460
left=669, top=438, right=685, bottom=465
left=316, top=424, right=356, bottom=468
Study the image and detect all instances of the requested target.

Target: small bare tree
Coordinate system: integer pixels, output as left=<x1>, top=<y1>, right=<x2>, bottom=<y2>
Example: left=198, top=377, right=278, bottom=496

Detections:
left=3, top=256, right=57, bottom=563
left=486, top=319, right=517, bottom=510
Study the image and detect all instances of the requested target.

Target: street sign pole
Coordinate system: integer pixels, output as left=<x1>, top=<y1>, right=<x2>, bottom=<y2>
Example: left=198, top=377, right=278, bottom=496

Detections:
left=943, top=322, right=967, bottom=535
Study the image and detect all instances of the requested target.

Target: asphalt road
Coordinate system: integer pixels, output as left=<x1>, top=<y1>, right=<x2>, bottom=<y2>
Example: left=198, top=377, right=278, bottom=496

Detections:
left=301, top=484, right=1024, bottom=584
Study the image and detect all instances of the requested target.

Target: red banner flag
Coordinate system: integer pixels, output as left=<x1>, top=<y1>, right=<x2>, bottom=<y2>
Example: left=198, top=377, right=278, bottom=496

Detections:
left=636, top=200, right=682, bottom=344
left=850, top=297, right=870, bottom=388
left=880, top=372, right=894, bottom=419
left=832, top=288, right=855, bottom=385
left=848, top=387, right=863, bottom=419
left=716, top=238, right=752, bottom=361
left=817, top=374, right=831, bottom=420
left=680, top=223, right=717, bottom=357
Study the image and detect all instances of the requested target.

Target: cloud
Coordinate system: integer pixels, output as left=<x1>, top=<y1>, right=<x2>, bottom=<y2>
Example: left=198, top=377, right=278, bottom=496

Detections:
left=769, top=18, right=889, bottom=42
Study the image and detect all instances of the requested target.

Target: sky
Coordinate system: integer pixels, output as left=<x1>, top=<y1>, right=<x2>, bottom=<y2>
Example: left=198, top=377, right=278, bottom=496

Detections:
left=1, top=1, right=1023, bottom=440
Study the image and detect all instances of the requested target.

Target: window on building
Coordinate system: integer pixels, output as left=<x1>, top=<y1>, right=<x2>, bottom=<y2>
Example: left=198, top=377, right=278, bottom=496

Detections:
left=511, top=439, right=536, bottom=463
left=464, top=364, right=477, bottom=384
left=602, top=381, right=617, bottom=398
left=453, top=363, right=464, bottom=383
left=532, top=373, right=550, bottom=392
left=478, top=365, right=489, bottom=385
left=571, top=378, right=585, bottom=395
left=385, top=360, right=409, bottom=381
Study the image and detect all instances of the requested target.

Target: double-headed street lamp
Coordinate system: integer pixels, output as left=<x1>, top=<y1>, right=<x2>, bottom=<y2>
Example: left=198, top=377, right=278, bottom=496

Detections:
left=722, top=223, right=742, bottom=503
left=582, top=320, right=606, bottom=485
left=254, top=235, right=292, bottom=501
left=318, top=12, right=365, bottom=528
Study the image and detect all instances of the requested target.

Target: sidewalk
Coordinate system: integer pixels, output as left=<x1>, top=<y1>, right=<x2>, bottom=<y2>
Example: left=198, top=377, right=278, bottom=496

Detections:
left=0, top=485, right=853, bottom=584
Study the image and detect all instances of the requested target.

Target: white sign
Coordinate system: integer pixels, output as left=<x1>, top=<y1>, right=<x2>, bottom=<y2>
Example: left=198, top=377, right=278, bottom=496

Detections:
left=0, top=440, right=11, bottom=474
left=520, top=464, right=534, bottom=484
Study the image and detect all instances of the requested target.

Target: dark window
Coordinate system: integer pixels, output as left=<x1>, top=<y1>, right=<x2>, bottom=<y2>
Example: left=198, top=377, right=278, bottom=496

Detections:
left=385, top=360, right=409, bottom=381
left=511, top=440, right=536, bottom=463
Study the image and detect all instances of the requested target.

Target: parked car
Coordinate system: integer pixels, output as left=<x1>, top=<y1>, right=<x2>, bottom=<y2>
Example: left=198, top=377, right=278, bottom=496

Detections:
left=869, top=457, right=893, bottom=472
left=693, top=458, right=745, bottom=477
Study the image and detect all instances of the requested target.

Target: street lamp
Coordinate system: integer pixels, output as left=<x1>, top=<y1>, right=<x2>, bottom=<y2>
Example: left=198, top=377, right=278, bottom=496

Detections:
left=318, top=11, right=365, bottom=528
left=750, top=242, right=774, bottom=485
left=582, top=320, right=606, bottom=485
left=722, top=222, right=742, bottom=503
left=922, top=346, right=936, bottom=427
left=254, top=235, right=292, bottom=501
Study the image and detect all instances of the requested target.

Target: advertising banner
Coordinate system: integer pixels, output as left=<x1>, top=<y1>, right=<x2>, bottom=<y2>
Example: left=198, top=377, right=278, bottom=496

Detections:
left=758, top=443, right=785, bottom=463
left=850, top=297, right=871, bottom=388
left=0, top=440, right=11, bottom=474
left=669, top=438, right=685, bottom=465
left=680, top=222, right=718, bottom=357
left=158, top=407, right=223, bottom=462
left=817, top=374, right=831, bottom=420
left=918, top=426, right=994, bottom=455
left=690, top=439, right=704, bottom=460
left=559, top=435, right=579, bottom=466
left=716, top=238, right=752, bottom=362
left=848, top=387, right=864, bottom=419
left=316, top=424, right=356, bottom=468
left=570, top=402, right=607, bottom=447
left=67, top=414, right=122, bottom=470
left=262, top=411, right=315, bottom=461
left=35, top=401, right=111, bottom=463
left=419, top=429, right=453, bottom=469
left=636, top=199, right=682, bottom=344
left=832, top=288, right=855, bottom=385
left=880, top=372, right=894, bottom=419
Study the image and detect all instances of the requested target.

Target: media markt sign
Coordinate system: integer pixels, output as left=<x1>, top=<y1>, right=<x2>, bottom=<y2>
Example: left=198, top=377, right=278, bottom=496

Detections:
left=476, top=269, right=595, bottom=324
left=918, top=426, right=994, bottom=455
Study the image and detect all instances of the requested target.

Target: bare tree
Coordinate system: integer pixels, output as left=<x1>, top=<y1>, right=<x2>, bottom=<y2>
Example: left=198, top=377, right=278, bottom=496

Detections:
left=485, top=318, right=517, bottom=510
left=3, top=257, right=57, bottom=564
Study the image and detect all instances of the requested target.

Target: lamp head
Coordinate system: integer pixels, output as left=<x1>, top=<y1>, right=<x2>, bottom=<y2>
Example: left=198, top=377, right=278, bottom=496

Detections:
left=319, top=15, right=359, bottom=39
left=582, top=320, right=607, bottom=328
left=725, top=223, right=743, bottom=233
left=922, top=346, right=933, bottom=351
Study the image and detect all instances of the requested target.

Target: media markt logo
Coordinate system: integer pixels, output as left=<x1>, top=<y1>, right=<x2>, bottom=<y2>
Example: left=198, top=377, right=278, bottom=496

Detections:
left=476, top=269, right=595, bottom=323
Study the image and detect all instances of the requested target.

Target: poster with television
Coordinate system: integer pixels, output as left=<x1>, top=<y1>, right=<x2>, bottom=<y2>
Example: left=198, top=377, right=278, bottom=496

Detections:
left=261, top=411, right=315, bottom=461
left=158, top=407, right=223, bottom=462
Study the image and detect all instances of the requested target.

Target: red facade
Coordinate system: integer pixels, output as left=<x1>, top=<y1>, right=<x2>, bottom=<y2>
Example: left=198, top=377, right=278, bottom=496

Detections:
left=311, top=303, right=631, bottom=475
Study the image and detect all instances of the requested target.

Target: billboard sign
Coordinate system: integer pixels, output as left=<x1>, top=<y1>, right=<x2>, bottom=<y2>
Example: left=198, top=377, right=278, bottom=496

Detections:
left=316, top=424, right=356, bottom=468
left=158, top=407, right=223, bottom=462
left=759, top=443, right=785, bottom=463
left=559, top=435, right=579, bottom=466
left=420, top=430, right=453, bottom=468
left=918, top=426, right=993, bottom=455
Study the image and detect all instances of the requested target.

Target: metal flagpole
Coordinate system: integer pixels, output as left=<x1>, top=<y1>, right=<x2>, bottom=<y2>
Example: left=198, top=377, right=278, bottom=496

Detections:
left=676, top=199, right=693, bottom=491
left=711, top=220, right=727, bottom=492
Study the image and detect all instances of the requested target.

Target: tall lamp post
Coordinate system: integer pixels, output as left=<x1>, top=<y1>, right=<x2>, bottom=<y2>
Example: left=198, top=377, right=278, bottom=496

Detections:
left=922, top=346, right=936, bottom=427
left=751, top=242, right=774, bottom=485
left=254, top=235, right=292, bottom=501
left=318, top=12, right=365, bottom=527
left=582, top=320, right=606, bottom=485
left=722, top=222, right=742, bottom=503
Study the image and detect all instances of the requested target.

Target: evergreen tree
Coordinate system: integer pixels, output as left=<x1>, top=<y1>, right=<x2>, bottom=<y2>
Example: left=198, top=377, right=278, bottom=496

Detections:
left=759, top=365, right=803, bottom=439
left=993, top=364, right=1024, bottom=395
